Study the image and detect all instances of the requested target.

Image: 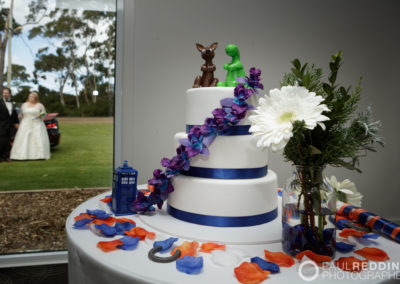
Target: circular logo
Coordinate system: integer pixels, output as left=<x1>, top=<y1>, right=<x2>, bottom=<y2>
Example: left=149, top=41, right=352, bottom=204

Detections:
left=298, top=260, right=319, bottom=282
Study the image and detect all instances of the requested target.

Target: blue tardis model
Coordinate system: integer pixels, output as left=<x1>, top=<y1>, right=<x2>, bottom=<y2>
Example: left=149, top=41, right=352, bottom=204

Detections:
left=112, top=160, right=138, bottom=215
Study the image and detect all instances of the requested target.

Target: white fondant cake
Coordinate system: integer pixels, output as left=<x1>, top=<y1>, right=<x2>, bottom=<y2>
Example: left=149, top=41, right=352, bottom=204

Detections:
left=168, top=87, right=278, bottom=227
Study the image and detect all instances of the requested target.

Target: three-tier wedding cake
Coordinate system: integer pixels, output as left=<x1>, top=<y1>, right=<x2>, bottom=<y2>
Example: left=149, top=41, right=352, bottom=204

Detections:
left=167, top=87, right=278, bottom=227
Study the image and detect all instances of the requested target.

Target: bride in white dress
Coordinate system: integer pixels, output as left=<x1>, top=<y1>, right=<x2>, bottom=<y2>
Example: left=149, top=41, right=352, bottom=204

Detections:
left=11, top=92, right=50, bottom=160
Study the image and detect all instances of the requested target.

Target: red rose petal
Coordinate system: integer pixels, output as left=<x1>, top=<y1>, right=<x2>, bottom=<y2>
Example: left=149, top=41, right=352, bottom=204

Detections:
left=234, top=262, right=270, bottom=284
left=124, top=227, right=155, bottom=240
left=354, top=247, right=390, bottom=261
left=100, top=196, right=112, bottom=203
left=74, top=213, right=92, bottom=221
left=339, top=228, right=366, bottom=238
left=264, top=250, right=295, bottom=267
left=296, top=250, right=332, bottom=265
left=97, top=240, right=124, bottom=252
left=171, top=241, right=199, bottom=258
left=199, top=242, right=225, bottom=253
left=334, top=256, right=368, bottom=272
left=115, top=218, right=136, bottom=225
left=90, top=216, right=116, bottom=226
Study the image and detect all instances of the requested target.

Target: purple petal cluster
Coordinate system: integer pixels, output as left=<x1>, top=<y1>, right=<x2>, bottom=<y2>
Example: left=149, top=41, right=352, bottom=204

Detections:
left=133, top=67, right=263, bottom=213
left=247, top=67, right=264, bottom=91
left=179, top=126, right=213, bottom=157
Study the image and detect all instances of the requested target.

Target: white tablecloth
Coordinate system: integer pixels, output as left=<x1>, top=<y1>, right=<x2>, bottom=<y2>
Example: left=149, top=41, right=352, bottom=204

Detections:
left=66, top=191, right=400, bottom=284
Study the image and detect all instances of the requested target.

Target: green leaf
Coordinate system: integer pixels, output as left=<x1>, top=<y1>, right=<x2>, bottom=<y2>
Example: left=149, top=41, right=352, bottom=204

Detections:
left=292, top=59, right=301, bottom=70
left=309, top=145, right=322, bottom=155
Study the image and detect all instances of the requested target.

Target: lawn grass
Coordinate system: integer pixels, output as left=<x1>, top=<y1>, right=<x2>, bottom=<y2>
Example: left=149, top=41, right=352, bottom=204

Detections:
left=0, top=119, right=113, bottom=191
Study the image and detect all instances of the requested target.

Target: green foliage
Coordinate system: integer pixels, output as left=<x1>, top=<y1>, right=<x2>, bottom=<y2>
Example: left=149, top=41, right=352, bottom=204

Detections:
left=281, top=52, right=384, bottom=172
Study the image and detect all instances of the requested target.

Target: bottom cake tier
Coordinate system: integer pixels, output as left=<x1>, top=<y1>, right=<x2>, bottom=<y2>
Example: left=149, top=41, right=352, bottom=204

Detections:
left=168, top=170, right=278, bottom=227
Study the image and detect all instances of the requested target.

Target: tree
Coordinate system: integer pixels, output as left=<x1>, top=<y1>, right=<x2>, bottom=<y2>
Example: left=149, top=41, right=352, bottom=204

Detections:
left=4, top=64, right=31, bottom=87
left=0, top=1, right=22, bottom=89
left=34, top=48, right=70, bottom=106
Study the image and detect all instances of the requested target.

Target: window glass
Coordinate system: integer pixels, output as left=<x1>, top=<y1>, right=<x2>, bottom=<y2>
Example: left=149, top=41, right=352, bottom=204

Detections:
left=0, top=0, right=116, bottom=254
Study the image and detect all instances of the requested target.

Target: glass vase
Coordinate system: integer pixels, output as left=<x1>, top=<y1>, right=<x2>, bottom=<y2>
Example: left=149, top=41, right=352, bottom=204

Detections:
left=282, top=165, right=336, bottom=257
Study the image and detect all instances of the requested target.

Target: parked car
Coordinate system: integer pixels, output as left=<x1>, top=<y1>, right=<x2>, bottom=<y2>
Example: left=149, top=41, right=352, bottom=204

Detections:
left=43, top=113, right=61, bottom=147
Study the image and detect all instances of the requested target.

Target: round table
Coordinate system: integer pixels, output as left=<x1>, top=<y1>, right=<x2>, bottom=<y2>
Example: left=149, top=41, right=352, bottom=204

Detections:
left=66, top=190, right=400, bottom=284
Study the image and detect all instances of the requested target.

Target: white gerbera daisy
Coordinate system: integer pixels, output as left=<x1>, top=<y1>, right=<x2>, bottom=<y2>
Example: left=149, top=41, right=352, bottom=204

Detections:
left=248, top=86, right=330, bottom=152
left=327, top=175, right=363, bottom=207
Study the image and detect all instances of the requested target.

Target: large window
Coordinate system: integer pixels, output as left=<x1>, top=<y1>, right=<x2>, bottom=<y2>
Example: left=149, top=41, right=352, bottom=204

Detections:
left=0, top=0, right=116, bottom=255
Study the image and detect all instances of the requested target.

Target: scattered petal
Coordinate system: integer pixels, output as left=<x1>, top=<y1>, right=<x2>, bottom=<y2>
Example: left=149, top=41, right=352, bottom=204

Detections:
left=211, top=250, right=241, bottom=267
left=339, top=228, right=366, bottom=238
left=334, top=256, right=368, bottom=272
left=336, top=242, right=356, bottom=253
left=354, top=247, right=390, bottom=261
left=200, top=242, right=226, bottom=253
left=124, top=227, right=156, bottom=240
left=100, top=196, right=112, bottom=203
left=234, top=262, right=270, bottom=284
left=97, top=240, right=124, bottom=252
left=94, top=224, right=117, bottom=237
left=176, top=256, right=203, bottom=275
left=90, top=217, right=116, bottom=226
left=115, top=218, right=136, bottom=224
left=87, top=209, right=112, bottom=220
left=118, top=236, right=140, bottom=250
left=73, top=218, right=94, bottom=228
left=171, top=241, right=199, bottom=258
left=114, top=221, right=136, bottom=235
left=153, top=237, right=179, bottom=253
left=295, top=250, right=332, bottom=265
left=250, top=257, right=280, bottom=273
left=74, top=213, right=92, bottom=221
left=264, top=250, right=295, bottom=267
left=362, top=233, right=379, bottom=239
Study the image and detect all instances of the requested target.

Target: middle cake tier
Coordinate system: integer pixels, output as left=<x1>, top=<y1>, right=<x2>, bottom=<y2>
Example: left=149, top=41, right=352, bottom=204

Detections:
left=175, top=132, right=268, bottom=171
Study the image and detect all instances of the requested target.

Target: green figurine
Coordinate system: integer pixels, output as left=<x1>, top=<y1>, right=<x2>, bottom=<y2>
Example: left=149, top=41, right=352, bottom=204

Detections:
left=217, top=44, right=246, bottom=87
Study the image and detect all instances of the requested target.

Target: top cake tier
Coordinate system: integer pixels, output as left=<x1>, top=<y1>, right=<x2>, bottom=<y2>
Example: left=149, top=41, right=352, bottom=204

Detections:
left=186, top=87, right=252, bottom=126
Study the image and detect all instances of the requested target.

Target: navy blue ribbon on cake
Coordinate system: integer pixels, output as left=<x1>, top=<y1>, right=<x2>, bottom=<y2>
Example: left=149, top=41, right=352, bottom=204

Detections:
left=181, top=165, right=268, bottom=179
left=167, top=205, right=278, bottom=227
left=186, top=125, right=251, bottom=136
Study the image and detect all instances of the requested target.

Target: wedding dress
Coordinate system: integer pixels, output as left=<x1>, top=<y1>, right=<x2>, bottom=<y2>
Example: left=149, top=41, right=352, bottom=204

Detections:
left=10, top=103, right=50, bottom=160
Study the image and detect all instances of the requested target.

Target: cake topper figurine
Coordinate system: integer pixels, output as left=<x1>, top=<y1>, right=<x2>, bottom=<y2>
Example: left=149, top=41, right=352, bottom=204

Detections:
left=217, top=44, right=246, bottom=87
left=193, top=42, right=219, bottom=88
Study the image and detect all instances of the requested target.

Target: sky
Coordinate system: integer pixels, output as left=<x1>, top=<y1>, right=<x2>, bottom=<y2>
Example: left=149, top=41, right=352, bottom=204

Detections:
left=2, top=0, right=115, bottom=97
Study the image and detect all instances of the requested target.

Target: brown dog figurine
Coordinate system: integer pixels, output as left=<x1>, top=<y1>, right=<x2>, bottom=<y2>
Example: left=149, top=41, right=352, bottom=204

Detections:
left=193, top=42, right=219, bottom=88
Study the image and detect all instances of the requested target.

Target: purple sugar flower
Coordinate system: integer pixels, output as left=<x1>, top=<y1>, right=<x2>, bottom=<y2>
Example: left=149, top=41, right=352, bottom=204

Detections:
left=179, top=126, right=210, bottom=157
left=132, top=191, right=155, bottom=212
left=212, top=108, right=228, bottom=131
left=247, top=67, right=264, bottom=92
left=234, top=83, right=254, bottom=101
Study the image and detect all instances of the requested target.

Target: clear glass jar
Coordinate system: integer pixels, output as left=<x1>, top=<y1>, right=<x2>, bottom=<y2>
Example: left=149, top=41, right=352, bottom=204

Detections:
left=282, top=165, right=336, bottom=257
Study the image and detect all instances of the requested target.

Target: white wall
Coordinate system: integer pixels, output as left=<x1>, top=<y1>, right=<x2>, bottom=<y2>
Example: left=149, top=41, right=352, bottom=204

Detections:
left=118, top=0, right=400, bottom=221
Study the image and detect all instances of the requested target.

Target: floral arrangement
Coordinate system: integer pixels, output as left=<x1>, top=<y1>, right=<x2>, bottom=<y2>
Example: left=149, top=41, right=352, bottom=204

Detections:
left=132, top=68, right=263, bottom=213
left=249, top=51, right=384, bottom=171
left=327, top=176, right=363, bottom=207
left=249, top=51, right=384, bottom=256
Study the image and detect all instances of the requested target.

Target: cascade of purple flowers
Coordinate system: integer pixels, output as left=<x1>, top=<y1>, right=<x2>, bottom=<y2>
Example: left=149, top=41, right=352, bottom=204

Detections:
left=132, top=68, right=263, bottom=213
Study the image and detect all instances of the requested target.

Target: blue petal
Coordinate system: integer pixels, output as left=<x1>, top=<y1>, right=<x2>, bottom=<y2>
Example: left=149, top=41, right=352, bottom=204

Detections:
left=362, top=233, right=379, bottom=239
left=335, top=218, right=350, bottom=230
left=153, top=237, right=179, bottom=253
left=115, top=221, right=136, bottom=235
left=73, top=218, right=94, bottom=228
left=176, top=256, right=203, bottom=275
left=87, top=209, right=112, bottom=220
left=336, top=241, right=356, bottom=253
left=118, top=236, right=140, bottom=250
left=95, top=224, right=117, bottom=237
left=250, top=257, right=280, bottom=273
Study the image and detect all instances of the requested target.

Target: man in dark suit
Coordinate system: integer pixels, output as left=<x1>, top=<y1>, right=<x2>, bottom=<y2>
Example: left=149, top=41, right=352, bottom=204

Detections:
left=0, top=88, right=19, bottom=162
